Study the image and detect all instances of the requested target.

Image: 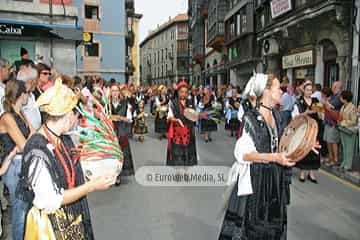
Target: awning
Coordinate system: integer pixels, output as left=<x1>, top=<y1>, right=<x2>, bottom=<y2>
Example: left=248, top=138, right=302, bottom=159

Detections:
left=0, top=20, right=83, bottom=41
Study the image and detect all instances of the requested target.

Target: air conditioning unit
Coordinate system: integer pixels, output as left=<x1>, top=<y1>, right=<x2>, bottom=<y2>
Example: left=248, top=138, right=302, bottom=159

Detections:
left=262, top=38, right=279, bottom=56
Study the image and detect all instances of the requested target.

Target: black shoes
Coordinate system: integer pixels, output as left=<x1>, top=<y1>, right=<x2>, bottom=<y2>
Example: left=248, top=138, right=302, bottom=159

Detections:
left=307, top=175, right=318, bottom=184
left=299, top=177, right=305, bottom=183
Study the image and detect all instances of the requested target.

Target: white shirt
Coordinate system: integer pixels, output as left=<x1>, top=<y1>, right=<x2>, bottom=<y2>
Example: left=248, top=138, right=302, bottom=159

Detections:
left=227, top=130, right=256, bottom=196
left=22, top=93, right=42, bottom=130
left=30, top=145, right=64, bottom=213
left=311, top=91, right=322, bottom=103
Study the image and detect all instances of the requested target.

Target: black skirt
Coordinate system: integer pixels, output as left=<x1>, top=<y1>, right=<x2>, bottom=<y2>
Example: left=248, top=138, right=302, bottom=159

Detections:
left=118, top=136, right=135, bottom=176
left=166, top=129, right=197, bottom=166
left=200, top=119, right=218, bottom=133
left=225, top=119, right=240, bottom=131
left=155, top=117, right=168, bottom=134
left=295, top=151, right=321, bottom=170
left=219, top=163, right=290, bottom=240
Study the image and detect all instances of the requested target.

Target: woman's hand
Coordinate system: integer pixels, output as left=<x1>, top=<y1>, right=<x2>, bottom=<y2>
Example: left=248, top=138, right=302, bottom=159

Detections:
left=311, top=141, right=322, bottom=155
left=174, top=118, right=184, bottom=127
left=274, top=153, right=296, bottom=167
left=89, top=175, right=116, bottom=191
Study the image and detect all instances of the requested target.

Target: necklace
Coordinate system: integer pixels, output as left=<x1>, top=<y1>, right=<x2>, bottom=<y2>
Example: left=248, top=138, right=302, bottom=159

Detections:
left=260, top=103, right=272, bottom=111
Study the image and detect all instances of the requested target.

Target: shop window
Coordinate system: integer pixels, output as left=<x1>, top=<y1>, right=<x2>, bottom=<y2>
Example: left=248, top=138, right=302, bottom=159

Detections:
left=85, top=5, right=99, bottom=20
left=85, top=43, right=99, bottom=57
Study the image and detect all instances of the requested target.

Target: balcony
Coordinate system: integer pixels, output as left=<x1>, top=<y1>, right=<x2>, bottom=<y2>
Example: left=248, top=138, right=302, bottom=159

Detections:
left=207, top=22, right=225, bottom=50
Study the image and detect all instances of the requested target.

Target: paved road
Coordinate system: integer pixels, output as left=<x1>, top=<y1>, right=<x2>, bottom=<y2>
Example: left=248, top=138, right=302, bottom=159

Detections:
left=88, top=116, right=360, bottom=240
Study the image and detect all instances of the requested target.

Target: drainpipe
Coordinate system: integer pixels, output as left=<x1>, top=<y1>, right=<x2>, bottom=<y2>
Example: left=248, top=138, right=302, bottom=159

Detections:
left=49, top=0, right=54, bottom=67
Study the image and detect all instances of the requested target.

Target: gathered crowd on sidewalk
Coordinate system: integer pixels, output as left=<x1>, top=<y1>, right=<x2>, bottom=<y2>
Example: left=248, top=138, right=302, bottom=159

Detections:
left=0, top=51, right=359, bottom=239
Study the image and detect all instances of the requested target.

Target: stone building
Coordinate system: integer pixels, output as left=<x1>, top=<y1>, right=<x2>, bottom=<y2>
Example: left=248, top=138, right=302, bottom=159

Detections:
left=140, top=14, right=190, bottom=86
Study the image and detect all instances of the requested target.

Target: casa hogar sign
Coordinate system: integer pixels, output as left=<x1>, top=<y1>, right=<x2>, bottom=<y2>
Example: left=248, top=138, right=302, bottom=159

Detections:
left=282, top=50, right=315, bottom=69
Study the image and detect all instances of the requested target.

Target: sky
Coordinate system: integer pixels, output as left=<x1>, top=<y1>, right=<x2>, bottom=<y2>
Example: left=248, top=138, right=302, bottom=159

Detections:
left=135, top=0, right=188, bottom=43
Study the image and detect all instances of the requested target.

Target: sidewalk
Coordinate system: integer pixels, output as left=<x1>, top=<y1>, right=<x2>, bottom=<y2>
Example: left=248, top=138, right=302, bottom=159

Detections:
left=321, top=165, right=360, bottom=186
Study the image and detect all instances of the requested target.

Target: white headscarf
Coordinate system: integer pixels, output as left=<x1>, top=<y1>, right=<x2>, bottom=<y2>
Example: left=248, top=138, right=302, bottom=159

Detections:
left=243, top=73, right=269, bottom=98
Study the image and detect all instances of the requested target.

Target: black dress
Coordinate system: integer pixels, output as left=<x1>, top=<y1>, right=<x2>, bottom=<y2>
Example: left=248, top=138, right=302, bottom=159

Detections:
left=219, top=109, right=291, bottom=240
left=112, top=100, right=135, bottom=176
left=154, top=95, right=169, bottom=134
left=294, top=97, right=321, bottom=170
left=225, top=98, right=241, bottom=132
left=199, top=96, right=218, bottom=133
left=166, top=99, right=197, bottom=166
left=17, top=134, right=94, bottom=240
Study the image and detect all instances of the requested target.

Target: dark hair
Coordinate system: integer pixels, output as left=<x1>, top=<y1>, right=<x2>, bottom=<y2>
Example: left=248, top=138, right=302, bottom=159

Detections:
left=315, top=83, right=322, bottom=91
left=36, top=63, right=51, bottom=75
left=340, top=90, right=353, bottom=102
left=321, top=87, right=333, bottom=98
left=61, top=75, right=74, bottom=89
left=73, top=76, right=83, bottom=87
left=3, top=80, right=27, bottom=112
left=303, top=83, right=313, bottom=90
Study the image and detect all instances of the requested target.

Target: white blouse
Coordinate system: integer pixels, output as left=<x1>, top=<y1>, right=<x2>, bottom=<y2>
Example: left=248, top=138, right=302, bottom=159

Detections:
left=227, top=129, right=257, bottom=196
left=29, top=145, right=64, bottom=213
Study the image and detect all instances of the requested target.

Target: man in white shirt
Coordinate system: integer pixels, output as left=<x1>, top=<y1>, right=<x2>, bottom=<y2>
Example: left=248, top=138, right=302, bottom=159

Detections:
left=311, top=83, right=323, bottom=103
left=17, top=65, right=42, bottom=130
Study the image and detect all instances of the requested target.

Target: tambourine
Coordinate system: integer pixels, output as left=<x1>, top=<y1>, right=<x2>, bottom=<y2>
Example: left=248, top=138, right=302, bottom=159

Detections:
left=279, top=115, right=318, bottom=162
left=184, top=108, right=199, bottom=122
left=184, top=108, right=217, bottom=122
left=81, top=158, right=123, bottom=180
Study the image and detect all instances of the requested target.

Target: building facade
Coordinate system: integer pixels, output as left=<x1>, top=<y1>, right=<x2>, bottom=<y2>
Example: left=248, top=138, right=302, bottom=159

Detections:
left=255, top=0, right=354, bottom=91
left=205, top=0, right=228, bottom=87
left=140, top=14, right=190, bottom=86
left=188, top=0, right=207, bottom=86
left=225, top=0, right=257, bottom=89
left=0, top=0, right=81, bottom=75
left=74, top=0, right=127, bottom=82
left=129, top=13, right=142, bottom=86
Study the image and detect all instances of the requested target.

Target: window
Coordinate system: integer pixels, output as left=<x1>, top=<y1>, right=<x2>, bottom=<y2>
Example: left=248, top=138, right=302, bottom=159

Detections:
left=236, top=14, right=241, bottom=35
left=241, top=15, right=247, bottom=33
left=85, top=5, right=99, bottom=20
left=85, top=43, right=99, bottom=57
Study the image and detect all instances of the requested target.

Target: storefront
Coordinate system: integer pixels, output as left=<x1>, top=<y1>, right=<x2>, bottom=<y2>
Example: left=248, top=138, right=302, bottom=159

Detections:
left=282, top=49, right=315, bottom=87
left=0, top=20, right=82, bottom=75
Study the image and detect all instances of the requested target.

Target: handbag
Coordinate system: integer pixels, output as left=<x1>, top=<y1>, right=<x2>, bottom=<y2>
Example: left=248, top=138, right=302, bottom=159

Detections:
left=24, top=207, right=56, bottom=240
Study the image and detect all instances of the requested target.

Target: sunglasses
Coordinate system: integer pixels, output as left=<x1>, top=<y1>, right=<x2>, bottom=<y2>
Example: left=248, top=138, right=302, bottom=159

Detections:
left=41, top=72, right=51, bottom=76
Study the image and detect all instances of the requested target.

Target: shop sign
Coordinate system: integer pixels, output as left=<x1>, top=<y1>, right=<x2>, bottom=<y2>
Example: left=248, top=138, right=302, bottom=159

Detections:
left=282, top=50, right=314, bottom=69
left=270, top=0, right=292, bottom=18
left=0, top=24, right=24, bottom=36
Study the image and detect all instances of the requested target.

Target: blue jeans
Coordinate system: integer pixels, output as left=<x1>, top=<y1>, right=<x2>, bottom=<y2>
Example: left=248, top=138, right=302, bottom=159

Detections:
left=3, top=155, right=28, bottom=240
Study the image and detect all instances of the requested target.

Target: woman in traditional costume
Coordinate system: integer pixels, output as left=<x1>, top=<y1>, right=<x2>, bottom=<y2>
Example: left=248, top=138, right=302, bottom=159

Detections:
left=225, top=89, right=241, bottom=137
left=110, top=84, right=134, bottom=180
left=166, top=81, right=197, bottom=166
left=198, top=86, right=218, bottom=142
left=292, top=83, right=321, bottom=183
left=219, top=73, right=301, bottom=240
left=133, top=100, right=148, bottom=142
left=17, top=79, right=116, bottom=240
left=155, top=85, right=169, bottom=140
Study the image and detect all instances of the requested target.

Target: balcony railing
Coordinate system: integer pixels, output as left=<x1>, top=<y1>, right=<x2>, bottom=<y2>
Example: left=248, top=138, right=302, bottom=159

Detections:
left=207, top=22, right=225, bottom=49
